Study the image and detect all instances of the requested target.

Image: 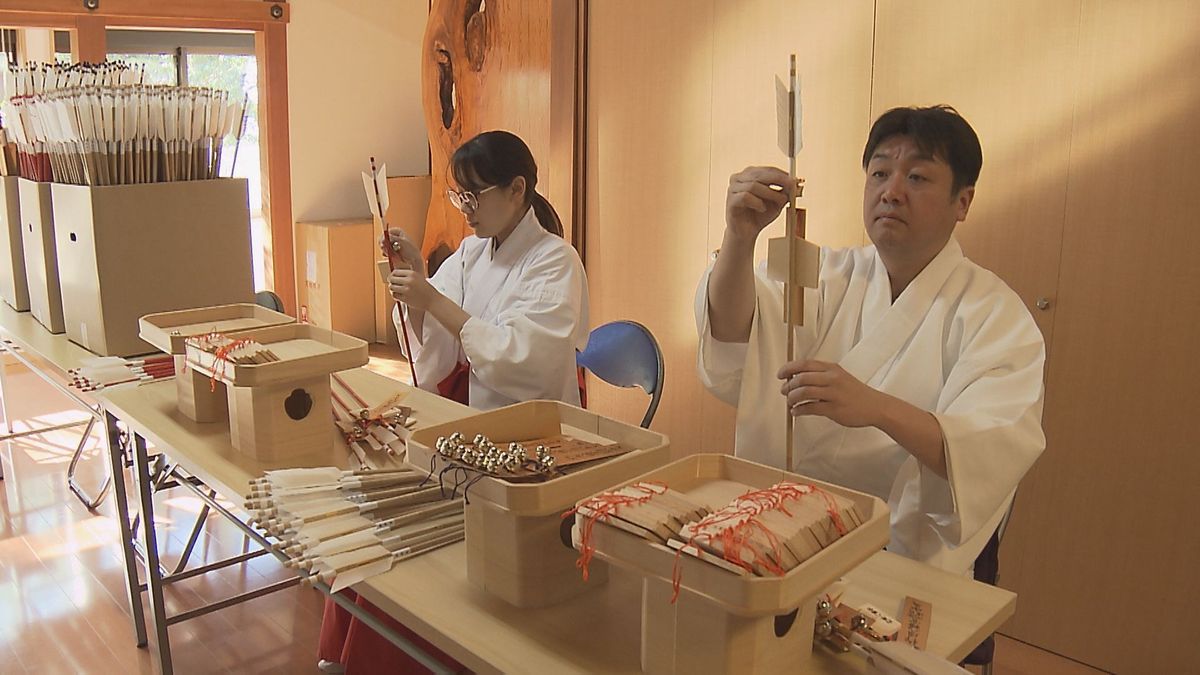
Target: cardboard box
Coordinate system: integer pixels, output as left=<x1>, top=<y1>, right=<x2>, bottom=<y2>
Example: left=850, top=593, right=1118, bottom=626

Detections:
left=296, top=219, right=375, bottom=342
left=374, top=175, right=431, bottom=345
left=408, top=400, right=671, bottom=608
left=51, top=179, right=254, bottom=356
left=19, top=178, right=64, bottom=333
left=0, top=176, right=30, bottom=311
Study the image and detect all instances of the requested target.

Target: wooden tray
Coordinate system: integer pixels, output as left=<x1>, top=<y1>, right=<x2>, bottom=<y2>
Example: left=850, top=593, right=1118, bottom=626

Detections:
left=572, top=453, right=889, bottom=617
left=184, top=323, right=368, bottom=387
left=139, top=303, right=295, bottom=354
left=407, top=400, right=670, bottom=517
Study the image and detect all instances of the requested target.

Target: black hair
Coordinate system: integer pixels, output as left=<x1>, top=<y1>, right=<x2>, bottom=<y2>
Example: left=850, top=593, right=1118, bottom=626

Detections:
left=861, top=105, right=982, bottom=195
left=450, top=130, right=564, bottom=237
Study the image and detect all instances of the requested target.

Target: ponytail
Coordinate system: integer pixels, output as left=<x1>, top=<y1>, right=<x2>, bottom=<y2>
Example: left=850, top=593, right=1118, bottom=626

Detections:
left=451, top=130, right=565, bottom=238
left=530, top=192, right=564, bottom=237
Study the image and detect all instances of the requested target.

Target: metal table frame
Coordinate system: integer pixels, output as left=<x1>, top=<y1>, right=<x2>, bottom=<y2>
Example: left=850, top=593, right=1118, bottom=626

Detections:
left=0, top=337, right=108, bottom=509
left=103, top=409, right=453, bottom=675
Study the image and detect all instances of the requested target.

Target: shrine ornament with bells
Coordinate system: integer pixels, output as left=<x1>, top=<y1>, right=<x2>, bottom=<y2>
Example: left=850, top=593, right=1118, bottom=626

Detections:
left=765, top=54, right=820, bottom=473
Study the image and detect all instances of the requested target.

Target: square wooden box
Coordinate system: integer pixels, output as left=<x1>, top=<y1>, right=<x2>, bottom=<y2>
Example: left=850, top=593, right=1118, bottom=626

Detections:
left=181, top=322, right=369, bottom=462
left=18, top=179, right=64, bottom=333
left=572, top=454, right=890, bottom=674
left=0, top=176, right=29, bottom=311
left=407, top=400, right=671, bottom=608
left=51, top=179, right=255, bottom=356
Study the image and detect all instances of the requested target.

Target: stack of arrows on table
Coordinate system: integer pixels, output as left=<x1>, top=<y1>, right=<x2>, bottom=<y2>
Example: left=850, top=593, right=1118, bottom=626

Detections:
left=68, top=354, right=175, bottom=392
left=246, top=466, right=465, bottom=591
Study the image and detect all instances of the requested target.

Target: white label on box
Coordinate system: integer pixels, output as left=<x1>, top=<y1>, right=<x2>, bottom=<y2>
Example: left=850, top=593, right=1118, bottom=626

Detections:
left=306, top=250, right=318, bottom=283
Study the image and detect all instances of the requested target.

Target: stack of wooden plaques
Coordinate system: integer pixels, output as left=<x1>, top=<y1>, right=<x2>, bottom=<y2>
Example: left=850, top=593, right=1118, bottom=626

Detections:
left=406, top=400, right=671, bottom=608
left=574, top=479, right=865, bottom=579
left=569, top=454, right=890, bottom=675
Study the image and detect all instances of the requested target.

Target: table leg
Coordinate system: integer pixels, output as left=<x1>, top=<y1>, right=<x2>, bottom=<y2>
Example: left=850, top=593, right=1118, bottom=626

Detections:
left=0, top=341, right=9, bottom=480
left=67, top=414, right=112, bottom=511
left=104, top=410, right=148, bottom=647
left=0, top=340, right=13, bottom=436
left=132, top=430, right=173, bottom=674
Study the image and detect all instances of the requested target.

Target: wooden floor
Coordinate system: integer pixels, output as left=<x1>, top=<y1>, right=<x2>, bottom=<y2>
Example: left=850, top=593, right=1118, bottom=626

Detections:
left=0, top=355, right=1109, bottom=674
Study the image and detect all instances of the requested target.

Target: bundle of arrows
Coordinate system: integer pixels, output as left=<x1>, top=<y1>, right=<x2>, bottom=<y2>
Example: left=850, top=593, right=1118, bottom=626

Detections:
left=68, top=354, right=175, bottom=392
left=1, top=84, right=247, bottom=185
left=331, top=372, right=415, bottom=470
left=246, top=466, right=465, bottom=591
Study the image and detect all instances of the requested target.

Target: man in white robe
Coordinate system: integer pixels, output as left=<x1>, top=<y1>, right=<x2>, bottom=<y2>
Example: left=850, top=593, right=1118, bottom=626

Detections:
left=695, top=106, right=1045, bottom=575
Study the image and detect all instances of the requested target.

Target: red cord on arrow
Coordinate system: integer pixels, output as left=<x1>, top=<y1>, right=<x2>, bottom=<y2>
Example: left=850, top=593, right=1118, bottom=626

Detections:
left=371, top=156, right=420, bottom=389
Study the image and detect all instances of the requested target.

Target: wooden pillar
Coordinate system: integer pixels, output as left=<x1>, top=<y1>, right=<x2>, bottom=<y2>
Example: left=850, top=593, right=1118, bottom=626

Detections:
left=255, top=23, right=296, bottom=315
left=548, top=0, right=585, bottom=254
left=17, top=27, right=55, bottom=63
left=69, top=15, right=106, bottom=63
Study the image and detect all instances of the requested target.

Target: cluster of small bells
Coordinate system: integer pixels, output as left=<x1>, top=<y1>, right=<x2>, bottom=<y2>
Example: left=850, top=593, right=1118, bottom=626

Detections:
left=435, top=432, right=556, bottom=475
left=346, top=408, right=406, bottom=442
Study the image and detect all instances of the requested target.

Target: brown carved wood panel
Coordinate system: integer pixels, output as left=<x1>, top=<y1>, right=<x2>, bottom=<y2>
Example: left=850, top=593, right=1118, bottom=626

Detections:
left=422, top=0, right=566, bottom=268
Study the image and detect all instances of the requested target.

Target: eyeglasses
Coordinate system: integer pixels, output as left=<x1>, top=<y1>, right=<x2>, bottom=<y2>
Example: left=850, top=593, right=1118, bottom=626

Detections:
left=446, top=185, right=498, bottom=213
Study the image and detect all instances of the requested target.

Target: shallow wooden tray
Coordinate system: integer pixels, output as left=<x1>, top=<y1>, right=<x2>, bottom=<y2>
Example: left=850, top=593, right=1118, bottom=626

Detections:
left=184, top=323, right=368, bottom=387
left=139, top=303, right=294, bottom=354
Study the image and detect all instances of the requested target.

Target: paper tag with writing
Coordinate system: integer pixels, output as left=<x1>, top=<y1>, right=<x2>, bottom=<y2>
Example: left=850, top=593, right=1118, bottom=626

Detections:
left=899, top=596, right=932, bottom=650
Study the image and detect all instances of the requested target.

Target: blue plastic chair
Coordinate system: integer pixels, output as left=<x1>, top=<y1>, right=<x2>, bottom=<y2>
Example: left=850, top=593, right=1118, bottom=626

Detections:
left=576, top=321, right=664, bottom=428
left=255, top=290, right=286, bottom=313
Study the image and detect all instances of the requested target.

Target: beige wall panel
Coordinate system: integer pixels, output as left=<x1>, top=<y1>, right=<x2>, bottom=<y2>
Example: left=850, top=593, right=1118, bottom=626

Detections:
left=704, top=1, right=875, bottom=451
left=871, top=0, right=1081, bottom=350
left=585, top=0, right=715, bottom=453
left=992, top=2, right=1200, bottom=672
left=586, top=1, right=873, bottom=454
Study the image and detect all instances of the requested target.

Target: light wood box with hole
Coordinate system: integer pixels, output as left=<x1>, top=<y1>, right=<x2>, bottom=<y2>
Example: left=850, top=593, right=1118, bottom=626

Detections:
left=50, top=179, right=254, bottom=356
left=141, top=313, right=367, bottom=462
left=571, top=454, right=889, bottom=674
left=407, top=400, right=671, bottom=608
left=18, top=178, right=64, bottom=333
left=0, top=177, right=30, bottom=312
left=140, top=303, right=296, bottom=423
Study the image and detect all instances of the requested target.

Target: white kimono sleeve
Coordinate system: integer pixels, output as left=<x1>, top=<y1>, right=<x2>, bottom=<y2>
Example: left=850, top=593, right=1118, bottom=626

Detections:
left=694, top=265, right=751, bottom=406
left=393, top=243, right=467, bottom=392
left=695, top=256, right=826, bottom=407
left=925, top=298, right=1047, bottom=549
left=458, top=247, right=585, bottom=402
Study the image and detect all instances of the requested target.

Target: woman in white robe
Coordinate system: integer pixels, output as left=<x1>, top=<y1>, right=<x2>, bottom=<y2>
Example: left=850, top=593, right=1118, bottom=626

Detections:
left=318, top=130, right=589, bottom=674
left=387, top=130, right=589, bottom=409
left=697, top=106, right=1045, bottom=575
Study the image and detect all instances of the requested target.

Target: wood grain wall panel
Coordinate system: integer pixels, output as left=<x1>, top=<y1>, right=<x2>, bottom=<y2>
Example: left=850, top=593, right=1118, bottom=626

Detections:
left=701, top=1, right=875, bottom=451
left=586, top=1, right=872, bottom=453
left=991, top=3, right=1200, bottom=672
left=422, top=0, right=576, bottom=264
left=585, top=0, right=715, bottom=452
left=871, top=0, right=1081, bottom=351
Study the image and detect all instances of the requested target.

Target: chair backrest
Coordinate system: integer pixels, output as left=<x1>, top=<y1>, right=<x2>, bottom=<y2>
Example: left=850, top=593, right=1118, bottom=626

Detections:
left=255, top=290, right=285, bottom=313
left=576, top=320, right=664, bottom=428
